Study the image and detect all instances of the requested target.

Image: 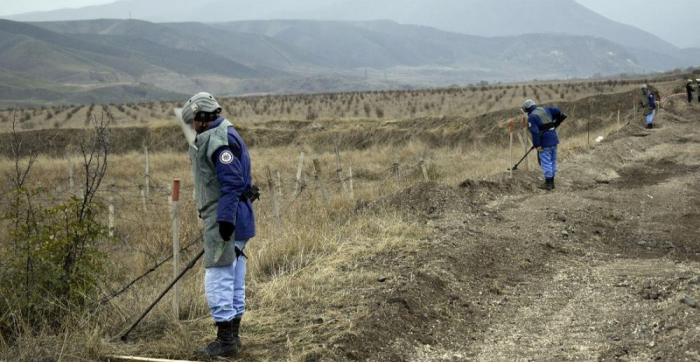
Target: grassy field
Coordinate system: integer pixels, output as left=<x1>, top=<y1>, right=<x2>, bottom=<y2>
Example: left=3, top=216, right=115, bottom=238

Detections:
left=0, top=75, right=690, bottom=361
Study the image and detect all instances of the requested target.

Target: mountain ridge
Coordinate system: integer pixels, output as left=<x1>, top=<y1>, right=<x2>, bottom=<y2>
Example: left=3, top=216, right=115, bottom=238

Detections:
left=4, top=0, right=678, bottom=54
left=0, top=17, right=693, bottom=106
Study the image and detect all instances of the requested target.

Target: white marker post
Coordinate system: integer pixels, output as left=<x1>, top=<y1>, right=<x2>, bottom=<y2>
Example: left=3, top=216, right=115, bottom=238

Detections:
left=522, top=118, right=529, bottom=171
left=66, top=153, right=75, bottom=196
left=509, top=120, right=514, bottom=178
left=171, top=179, right=181, bottom=321
left=144, top=145, right=150, bottom=200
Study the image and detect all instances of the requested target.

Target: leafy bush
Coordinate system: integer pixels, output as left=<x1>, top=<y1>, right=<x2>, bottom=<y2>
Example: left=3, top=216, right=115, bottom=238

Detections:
left=0, top=109, right=111, bottom=341
left=0, top=192, right=109, bottom=337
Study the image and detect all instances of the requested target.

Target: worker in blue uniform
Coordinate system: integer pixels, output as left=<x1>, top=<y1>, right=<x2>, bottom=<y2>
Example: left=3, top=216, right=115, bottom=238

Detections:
left=687, top=80, right=694, bottom=104
left=181, top=92, right=257, bottom=358
left=522, top=100, right=567, bottom=191
left=640, top=85, right=657, bottom=129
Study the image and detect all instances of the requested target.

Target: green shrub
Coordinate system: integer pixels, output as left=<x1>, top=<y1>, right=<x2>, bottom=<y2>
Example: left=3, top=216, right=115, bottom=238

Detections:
left=0, top=190, right=109, bottom=338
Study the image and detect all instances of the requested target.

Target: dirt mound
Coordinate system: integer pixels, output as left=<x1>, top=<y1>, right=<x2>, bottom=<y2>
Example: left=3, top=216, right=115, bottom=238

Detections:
left=459, top=173, right=539, bottom=202
left=362, top=182, right=471, bottom=219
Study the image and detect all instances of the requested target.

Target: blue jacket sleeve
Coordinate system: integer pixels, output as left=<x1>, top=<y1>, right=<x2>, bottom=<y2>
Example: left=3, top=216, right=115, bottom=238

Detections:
left=213, top=142, right=246, bottom=225
left=528, top=114, right=542, bottom=148
left=649, top=94, right=656, bottom=109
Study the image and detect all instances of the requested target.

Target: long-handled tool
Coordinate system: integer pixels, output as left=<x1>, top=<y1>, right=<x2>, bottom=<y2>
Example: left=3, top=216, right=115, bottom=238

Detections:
left=508, top=113, right=567, bottom=171
left=119, top=249, right=205, bottom=342
left=509, top=145, right=536, bottom=171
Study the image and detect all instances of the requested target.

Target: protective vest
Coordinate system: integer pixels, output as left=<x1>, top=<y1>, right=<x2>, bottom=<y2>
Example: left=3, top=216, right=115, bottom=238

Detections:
left=532, top=107, right=554, bottom=130
left=190, top=119, right=239, bottom=267
left=190, top=119, right=233, bottom=213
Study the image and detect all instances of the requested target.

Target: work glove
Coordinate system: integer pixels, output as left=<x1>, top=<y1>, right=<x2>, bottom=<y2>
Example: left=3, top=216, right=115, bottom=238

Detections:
left=218, top=222, right=235, bottom=241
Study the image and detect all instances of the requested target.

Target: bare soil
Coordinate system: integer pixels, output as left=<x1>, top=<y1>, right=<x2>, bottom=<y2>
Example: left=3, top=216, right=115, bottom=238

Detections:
left=325, top=104, right=700, bottom=361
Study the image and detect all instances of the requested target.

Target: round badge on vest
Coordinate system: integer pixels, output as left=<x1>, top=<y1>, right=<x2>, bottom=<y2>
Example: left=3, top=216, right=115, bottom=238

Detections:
left=220, top=150, right=234, bottom=165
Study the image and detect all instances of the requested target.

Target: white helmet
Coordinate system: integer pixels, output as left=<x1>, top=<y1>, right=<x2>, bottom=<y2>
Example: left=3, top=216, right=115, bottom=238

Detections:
left=689, top=79, right=693, bottom=83
left=521, top=99, right=536, bottom=113
left=181, top=92, right=222, bottom=125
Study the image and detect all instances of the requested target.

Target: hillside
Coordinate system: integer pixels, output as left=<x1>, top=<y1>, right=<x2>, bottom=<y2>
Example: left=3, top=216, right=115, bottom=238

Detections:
left=5, top=0, right=678, bottom=55
left=0, top=17, right=695, bottom=106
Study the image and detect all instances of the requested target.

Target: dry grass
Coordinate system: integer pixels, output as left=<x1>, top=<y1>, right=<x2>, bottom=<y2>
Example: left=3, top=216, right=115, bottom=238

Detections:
left=0, top=112, right=626, bottom=361
left=0, top=75, right=683, bottom=360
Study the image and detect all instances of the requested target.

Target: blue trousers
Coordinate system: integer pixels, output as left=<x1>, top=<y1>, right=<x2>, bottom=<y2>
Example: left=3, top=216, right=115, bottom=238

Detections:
left=204, top=239, right=248, bottom=322
left=539, top=146, right=558, bottom=179
left=646, top=113, right=654, bottom=125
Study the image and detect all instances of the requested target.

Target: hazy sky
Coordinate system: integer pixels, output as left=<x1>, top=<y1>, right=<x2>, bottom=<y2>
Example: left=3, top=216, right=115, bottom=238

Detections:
left=2, top=0, right=699, bottom=47
left=575, top=0, right=700, bottom=47
left=1, top=0, right=114, bottom=16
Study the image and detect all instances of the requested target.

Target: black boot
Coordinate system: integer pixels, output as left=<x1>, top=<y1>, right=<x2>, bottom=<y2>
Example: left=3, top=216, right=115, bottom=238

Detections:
left=537, top=178, right=553, bottom=191
left=646, top=123, right=653, bottom=129
left=196, top=321, right=239, bottom=358
left=551, top=177, right=556, bottom=190
left=232, top=317, right=242, bottom=349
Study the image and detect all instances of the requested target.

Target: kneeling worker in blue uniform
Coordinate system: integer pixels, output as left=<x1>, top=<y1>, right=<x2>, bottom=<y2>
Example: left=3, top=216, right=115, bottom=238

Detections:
left=181, top=92, right=258, bottom=358
left=522, top=100, right=567, bottom=191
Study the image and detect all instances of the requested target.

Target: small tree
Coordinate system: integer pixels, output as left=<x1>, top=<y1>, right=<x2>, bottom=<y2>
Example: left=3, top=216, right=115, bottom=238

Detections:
left=0, top=109, right=112, bottom=338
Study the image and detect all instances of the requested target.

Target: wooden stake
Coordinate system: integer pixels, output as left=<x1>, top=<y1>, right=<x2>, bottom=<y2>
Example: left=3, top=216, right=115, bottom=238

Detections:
left=393, top=157, right=400, bottom=183
left=587, top=117, right=591, bottom=149
left=293, top=152, right=305, bottom=196
left=274, top=170, right=283, bottom=210
left=334, top=140, right=347, bottom=194
left=106, top=355, right=197, bottom=362
left=66, top=153, right=75, bottom=196
left=144, top=145, right=150, bottom=200
left=300, top=171, right=307, bottom=193
left=266, top=166, right=280, bottom=227
left=420, top=158, right=429, bottom=182
left=109, top=179, right=115, bottom=237
left=522, top=118, right=529, bottom=171
left=313, top=159, right=330, bottom=209
left=348, top=166, right=355, bottom=199
left=617, top=104, right=621, bottom=128
left=171, top=179, right=181, bottom=321
left=509, top=120, right=514, bottom=178
left=140, top=185, right=147, bottom=213
left=37, top=182, right=46, bottom=208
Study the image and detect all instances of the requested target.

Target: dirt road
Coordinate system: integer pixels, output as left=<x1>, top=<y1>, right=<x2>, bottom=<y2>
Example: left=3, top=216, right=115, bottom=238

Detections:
left=333, top=104, right=700, bottom=361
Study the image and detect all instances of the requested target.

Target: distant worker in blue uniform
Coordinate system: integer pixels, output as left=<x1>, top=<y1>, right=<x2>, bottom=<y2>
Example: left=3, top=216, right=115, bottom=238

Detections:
left=640, top=84, right=657, bottom=129
left=687, top=80, right=694, bottom=104
left=522, top=100, right=567, bottom=191
left=181, top=92, right=259, bottom=358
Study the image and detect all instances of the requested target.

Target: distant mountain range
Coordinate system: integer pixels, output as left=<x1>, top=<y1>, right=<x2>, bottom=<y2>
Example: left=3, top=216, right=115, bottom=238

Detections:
left=6, top=0, right=691, bottom=55
left=1, top=0, right=699, bottom=107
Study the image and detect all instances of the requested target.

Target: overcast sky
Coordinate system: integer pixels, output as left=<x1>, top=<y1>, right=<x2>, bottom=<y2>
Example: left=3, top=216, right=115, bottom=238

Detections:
left=1, top=0, right=114, bottom=16
left=2, top=0, right=698, bottom=47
